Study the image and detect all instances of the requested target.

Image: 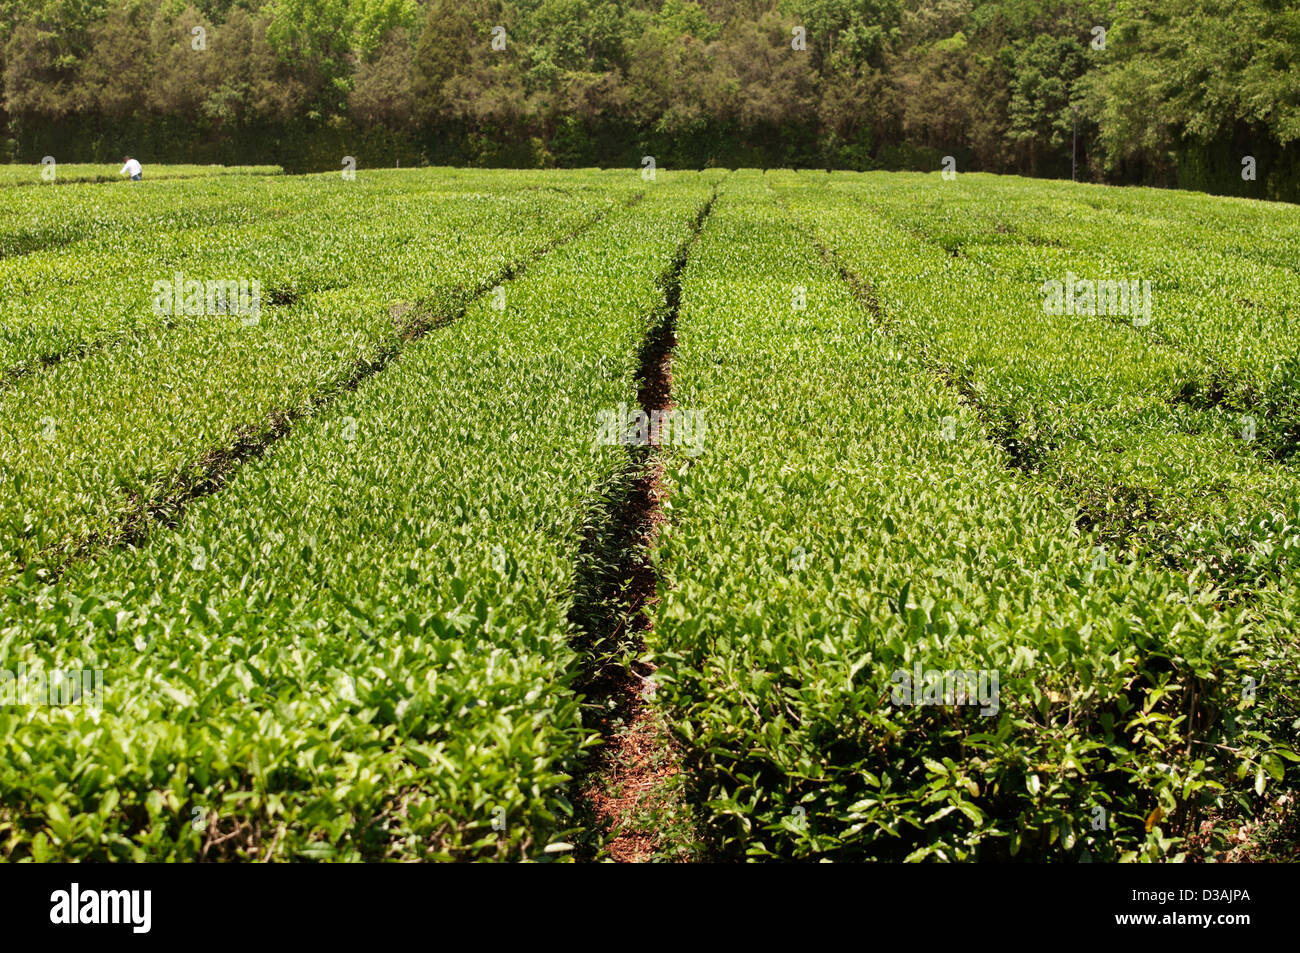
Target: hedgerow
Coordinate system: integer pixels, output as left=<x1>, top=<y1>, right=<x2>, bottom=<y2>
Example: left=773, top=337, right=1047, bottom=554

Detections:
left=648, top=173, right=1285, bottom=860
left=2, top=167, right=1295, bottom=862
left=0, top=172, right=717, bottom=860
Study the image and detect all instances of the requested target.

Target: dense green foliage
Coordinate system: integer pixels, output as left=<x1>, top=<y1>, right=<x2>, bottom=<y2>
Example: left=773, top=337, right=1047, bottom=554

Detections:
left=0, top=163, right=281, bottom=187
left=0, top=169, right=635, bottom=586
left=2, top=1, right=1297, bottom=199
left=781, top=172, right=1300, bottom=594
left=648, top=172, right=1294, bottom=860
left=0, top=168, right=718, bottom=859
left=0, top=167, right=1297, bottom=861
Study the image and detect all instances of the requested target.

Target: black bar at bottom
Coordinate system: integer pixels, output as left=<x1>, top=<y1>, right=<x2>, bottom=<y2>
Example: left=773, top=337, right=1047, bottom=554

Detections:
left=0, top=862, right=1275, bottom=941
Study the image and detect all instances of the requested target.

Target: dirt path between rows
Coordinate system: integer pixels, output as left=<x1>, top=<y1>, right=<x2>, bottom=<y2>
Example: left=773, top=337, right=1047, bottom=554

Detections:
left=571, top=190, right=717, bottom=862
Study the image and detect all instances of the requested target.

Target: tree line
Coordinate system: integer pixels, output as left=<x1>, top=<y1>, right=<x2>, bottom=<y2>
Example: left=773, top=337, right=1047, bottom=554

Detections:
left=2, top=1, right=1296, bottom=200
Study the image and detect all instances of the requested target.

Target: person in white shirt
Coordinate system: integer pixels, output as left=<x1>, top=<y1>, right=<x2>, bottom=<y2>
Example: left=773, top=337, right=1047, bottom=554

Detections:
left=120, top=156, right=142, bottom=181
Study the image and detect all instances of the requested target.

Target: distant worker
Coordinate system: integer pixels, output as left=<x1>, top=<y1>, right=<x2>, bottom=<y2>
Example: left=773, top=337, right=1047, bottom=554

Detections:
left=120, top=155, right=142, bottom=182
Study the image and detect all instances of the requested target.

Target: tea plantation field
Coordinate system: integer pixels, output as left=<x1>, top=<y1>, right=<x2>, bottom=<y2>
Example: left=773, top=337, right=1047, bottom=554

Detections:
left=1, top=165, right=1296, bottom=862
